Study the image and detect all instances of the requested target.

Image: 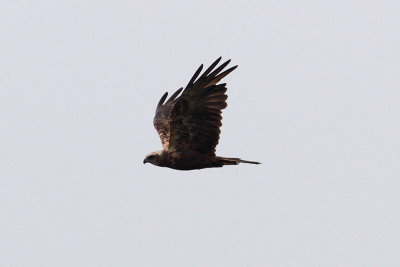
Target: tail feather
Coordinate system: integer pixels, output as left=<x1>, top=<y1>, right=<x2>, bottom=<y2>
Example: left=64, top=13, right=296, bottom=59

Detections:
left=217, top=157, right=261, bottom=166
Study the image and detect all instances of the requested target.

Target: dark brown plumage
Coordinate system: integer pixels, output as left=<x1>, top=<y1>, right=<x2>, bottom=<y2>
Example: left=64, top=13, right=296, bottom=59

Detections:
left=143, top=57, right=260, bottom=170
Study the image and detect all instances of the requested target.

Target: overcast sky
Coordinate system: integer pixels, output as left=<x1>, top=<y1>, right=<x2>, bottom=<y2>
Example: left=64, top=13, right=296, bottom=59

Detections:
left=1, top=1, right=399, bottom=266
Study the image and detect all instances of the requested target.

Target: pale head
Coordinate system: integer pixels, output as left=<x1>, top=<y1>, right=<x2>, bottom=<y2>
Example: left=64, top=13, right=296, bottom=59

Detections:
left=143, top=151, right=163, bottom=166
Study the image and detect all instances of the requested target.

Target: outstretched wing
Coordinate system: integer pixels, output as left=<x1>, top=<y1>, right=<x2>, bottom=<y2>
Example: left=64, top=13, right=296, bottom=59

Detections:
left=168, top=57, right=237, bottom=155
left=153, top=87, right=183, bottom=150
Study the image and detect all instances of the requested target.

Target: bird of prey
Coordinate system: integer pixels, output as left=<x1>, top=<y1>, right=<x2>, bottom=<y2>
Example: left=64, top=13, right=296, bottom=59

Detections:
left=143, top=57, right=260, bottom=170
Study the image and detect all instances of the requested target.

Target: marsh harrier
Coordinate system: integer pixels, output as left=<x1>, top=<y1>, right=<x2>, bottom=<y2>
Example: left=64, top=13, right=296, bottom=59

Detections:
left=143, top=57, right=260, bottom=170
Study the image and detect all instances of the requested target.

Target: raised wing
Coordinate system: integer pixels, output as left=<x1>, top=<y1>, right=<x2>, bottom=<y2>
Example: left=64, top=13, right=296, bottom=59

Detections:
left=153, top=87, right=182, bottom=150
left=168, top=57, right=237, bottom=155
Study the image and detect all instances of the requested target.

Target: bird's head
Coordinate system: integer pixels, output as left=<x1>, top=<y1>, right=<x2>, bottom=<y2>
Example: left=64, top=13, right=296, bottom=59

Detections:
left=143, top=151, right=163, bottom=166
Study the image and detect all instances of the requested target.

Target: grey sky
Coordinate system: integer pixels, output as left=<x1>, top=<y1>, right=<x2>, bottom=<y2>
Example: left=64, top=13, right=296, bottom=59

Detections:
left=1, top=1, right=399, bottom=266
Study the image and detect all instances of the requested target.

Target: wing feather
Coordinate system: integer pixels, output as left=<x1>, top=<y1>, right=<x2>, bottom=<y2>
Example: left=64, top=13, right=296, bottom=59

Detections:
left=153, top=87, right=183, bottom=150
left=167, top=58, right=237, bottom=155
left=157, top=92, right=168, bottom=108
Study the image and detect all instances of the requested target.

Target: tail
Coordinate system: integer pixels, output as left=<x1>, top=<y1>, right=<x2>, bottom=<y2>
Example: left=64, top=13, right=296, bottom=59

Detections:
left=216, top=157, right=261, bottom=166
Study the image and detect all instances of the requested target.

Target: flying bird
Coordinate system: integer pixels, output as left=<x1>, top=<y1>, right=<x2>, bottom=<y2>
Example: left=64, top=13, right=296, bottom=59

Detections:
left=143, top=57, right=260, bottom=170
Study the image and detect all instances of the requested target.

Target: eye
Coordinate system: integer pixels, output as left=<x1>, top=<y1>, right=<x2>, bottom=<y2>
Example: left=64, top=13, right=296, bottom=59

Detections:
left=149, top=155, right=154, bottom=159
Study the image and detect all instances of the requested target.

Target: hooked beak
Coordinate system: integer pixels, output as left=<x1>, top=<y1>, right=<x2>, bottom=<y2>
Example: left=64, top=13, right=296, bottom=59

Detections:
left=143, top=159, right=148, bottom=164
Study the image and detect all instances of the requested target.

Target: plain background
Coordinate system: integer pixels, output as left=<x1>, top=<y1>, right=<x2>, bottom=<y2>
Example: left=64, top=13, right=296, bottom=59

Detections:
left=1, top=1, right=399, bottom=266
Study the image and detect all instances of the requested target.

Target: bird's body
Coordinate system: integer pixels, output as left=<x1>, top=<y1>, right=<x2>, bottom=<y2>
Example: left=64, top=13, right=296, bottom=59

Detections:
left=146, top=150, right=219, bottom=170
left=143, top=57, right=260, bottom=170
